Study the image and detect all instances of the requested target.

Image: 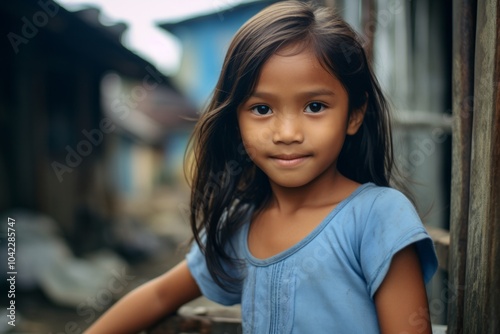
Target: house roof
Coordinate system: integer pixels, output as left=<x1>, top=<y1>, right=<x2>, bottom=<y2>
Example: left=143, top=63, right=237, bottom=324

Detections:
left=1, top=0, right=170, bottom=82
left=158, top=0, right=281, bottom=32
left=1, top=0, right=198, bottom=141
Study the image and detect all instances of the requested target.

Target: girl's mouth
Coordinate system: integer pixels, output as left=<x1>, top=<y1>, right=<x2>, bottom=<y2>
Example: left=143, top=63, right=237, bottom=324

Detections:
left=270, top=154, right=311, bottom=167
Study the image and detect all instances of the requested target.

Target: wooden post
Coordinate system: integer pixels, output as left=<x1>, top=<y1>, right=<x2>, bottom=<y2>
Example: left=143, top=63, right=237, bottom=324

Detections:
left=447, top=0, right=476, bottom=332
left=361, top=0, right=376, bottom=62
left=463, top=0, right=500, bottom=332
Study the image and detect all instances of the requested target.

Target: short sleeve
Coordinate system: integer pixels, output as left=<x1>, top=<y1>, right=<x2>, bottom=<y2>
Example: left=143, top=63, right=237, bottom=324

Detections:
left=186, top=241, right=241, bottom=306
left=359, top=188, right=438, bottom=298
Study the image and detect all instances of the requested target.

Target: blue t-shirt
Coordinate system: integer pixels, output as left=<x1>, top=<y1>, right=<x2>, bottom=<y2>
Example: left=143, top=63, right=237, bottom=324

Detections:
left=186, top=183, right=438, bottom=333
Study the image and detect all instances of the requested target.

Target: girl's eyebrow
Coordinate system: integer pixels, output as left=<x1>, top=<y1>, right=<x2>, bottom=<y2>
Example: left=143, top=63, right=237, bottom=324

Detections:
left=250, top=89, right=336, bottom=99
left=299, top=89, right=336, bottom=98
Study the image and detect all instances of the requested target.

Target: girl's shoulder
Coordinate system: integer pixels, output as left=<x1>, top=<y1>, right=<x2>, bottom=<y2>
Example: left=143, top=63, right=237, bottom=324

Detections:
left=352, top=183, right=417, bottom=216
left=337, top=183, right=422, bottom=237
left=347, top=184, right=437, bottom=294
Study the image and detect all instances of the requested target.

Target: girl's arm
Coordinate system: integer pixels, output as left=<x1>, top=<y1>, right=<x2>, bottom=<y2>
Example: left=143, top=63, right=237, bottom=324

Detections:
left=374, top=245, right=432, bottom=334
left=85, top=260, right=201, bottom=334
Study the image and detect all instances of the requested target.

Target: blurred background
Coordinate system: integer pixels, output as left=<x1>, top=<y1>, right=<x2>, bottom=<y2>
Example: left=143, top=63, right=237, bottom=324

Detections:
left=0, top=0, right=452, bottom=332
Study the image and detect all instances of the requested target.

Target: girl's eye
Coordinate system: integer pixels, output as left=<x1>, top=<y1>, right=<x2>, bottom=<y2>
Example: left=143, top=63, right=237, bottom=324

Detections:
left=305, top=102, right=325, bottom=113
left=251, top=105, right=272, bottom=115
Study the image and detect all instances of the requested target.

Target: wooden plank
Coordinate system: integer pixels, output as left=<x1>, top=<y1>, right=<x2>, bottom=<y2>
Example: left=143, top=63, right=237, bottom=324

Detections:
left=361, top=0, right=376, bottom=62
left=463, top=0, right=500, bottom=332
left=427, top=226, right=450, bottom=272
left=447, top=0, right=476, bottom=332
left=148, top=308, right=242, bottom=334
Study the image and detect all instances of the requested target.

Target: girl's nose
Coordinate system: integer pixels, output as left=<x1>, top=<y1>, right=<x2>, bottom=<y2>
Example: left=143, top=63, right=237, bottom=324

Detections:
left=271, top=114, right=304, bottom=144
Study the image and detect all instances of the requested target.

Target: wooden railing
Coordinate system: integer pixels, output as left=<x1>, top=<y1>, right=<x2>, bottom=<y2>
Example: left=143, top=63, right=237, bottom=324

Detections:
left=148, top=306, right=242, bottom=334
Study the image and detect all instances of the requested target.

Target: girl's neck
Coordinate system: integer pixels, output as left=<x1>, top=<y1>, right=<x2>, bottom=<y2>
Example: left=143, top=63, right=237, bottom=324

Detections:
left=267, top=169, right=360, bottom=215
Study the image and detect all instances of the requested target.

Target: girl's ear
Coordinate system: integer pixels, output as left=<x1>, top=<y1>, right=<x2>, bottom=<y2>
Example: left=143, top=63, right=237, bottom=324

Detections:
left=347, top=102, right=367, bottom=135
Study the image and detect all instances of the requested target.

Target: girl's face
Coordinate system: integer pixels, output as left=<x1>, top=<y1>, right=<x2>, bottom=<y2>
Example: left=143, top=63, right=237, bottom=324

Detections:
left=237, top=46, right=365, bottom=189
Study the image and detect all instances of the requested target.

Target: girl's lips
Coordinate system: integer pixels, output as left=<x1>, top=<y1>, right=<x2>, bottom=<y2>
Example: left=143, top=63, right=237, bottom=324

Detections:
left=270, top=155, right=311, bottom=167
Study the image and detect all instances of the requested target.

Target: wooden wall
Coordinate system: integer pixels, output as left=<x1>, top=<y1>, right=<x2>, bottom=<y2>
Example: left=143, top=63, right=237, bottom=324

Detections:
left=449, top=0, right=500, bottom=332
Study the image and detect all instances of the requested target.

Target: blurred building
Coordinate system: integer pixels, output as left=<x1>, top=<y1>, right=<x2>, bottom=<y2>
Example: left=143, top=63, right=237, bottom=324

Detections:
left=0, top=0, right=196, bottom=254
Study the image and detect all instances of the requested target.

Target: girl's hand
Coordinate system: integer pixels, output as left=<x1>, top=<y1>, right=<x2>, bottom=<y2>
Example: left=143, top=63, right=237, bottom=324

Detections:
left=374, top=245, right=433, bottom=334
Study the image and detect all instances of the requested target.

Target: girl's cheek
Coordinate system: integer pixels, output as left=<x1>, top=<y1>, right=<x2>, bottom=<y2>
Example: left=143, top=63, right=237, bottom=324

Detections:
left=254, top=125, right=274, bottom=145
left=242, top=124, right=273, bottom=147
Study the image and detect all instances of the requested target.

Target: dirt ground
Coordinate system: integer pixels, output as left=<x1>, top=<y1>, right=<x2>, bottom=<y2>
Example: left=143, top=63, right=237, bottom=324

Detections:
left=12, top=250, right=224, bottom=334
left=11, top=253, right=163, bottom=333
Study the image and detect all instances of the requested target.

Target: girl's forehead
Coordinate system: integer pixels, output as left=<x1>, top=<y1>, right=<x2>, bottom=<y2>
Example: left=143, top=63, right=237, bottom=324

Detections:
left=260, top=48, right=337, bottom=81
left=251, top=48, right=345, bottom=97
left=265, top=42, right=336, bottom=77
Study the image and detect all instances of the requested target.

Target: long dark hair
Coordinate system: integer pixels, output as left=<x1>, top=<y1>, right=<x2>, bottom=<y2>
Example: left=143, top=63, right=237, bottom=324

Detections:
left=186, top=1, right=397, bottom=290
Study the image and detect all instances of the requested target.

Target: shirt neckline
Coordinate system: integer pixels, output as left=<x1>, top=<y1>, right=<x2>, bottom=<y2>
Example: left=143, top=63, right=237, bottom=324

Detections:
left=243, top=182, right=374, bottom=266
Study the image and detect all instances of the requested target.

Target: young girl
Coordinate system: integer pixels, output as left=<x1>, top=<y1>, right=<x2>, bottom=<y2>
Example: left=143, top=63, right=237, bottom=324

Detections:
left=86, top=1, right=437, bottom=333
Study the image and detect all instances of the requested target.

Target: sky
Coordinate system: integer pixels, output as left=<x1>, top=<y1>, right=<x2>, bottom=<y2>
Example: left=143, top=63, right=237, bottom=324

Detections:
left=56, top=0, right=252, bottom=74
